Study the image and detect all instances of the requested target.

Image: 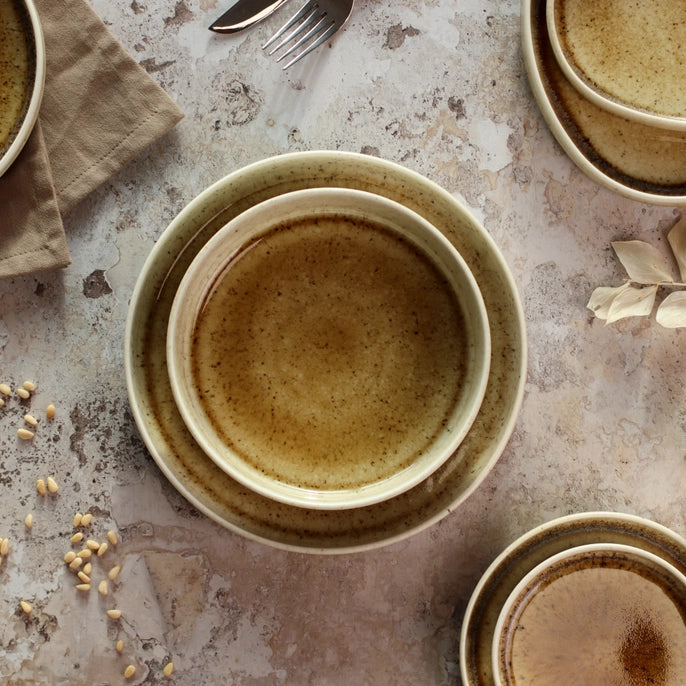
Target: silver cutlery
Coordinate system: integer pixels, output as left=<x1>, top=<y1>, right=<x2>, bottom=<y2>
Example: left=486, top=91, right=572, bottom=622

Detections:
left=209, top=0, right=290, bottom=33
left=262, top=0, right=355, bottom=69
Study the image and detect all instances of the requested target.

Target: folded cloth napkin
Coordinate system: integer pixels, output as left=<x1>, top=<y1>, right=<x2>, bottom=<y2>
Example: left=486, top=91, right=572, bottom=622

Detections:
left=0, top=0, right=184, bottom=279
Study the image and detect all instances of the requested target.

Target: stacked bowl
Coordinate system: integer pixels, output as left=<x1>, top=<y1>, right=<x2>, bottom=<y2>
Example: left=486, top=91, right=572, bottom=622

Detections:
left=522, top=0, right=686, bottom=205
left=124, top=151, right=528, bottom=553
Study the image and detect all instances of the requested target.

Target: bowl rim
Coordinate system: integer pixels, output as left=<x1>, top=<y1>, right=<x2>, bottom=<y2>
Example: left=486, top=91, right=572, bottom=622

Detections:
left=166, top=186, right=492, bottom=510
left=0, top=0, right=46, bottom=178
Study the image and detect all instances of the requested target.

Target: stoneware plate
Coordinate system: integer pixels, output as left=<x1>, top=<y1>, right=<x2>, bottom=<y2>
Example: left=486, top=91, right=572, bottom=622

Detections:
left=522, top=0, right=686, bottom=205
left=124, top=151, right=527, bottom=554
left=0, top=0, right=45, bottom=177
left=460, top=511, right=686, bottom=685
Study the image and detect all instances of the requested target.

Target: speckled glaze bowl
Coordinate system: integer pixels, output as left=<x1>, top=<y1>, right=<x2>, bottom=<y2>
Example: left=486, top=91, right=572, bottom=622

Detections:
left=460, top=512, right=686, bottom=685
left=125, top=151, right=526, bottom=553
left=0, top=0, right=45, bottom=177
left=547, top=0, right=686, bottom=132
left=167, top=187, right=491, bottom=510
left=492, top=542, right=686, bottom=685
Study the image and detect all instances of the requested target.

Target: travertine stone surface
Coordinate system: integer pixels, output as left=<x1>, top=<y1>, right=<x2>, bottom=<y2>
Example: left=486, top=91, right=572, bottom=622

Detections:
left=0, top=1, right=684, bottom=684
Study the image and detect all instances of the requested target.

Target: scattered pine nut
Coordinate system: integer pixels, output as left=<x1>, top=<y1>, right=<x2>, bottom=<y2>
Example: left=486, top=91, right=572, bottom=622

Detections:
left=83, top=562, right=92, bottom=575
left=97, top=542, right=108, bottom=557
left=46, top=477, right=59, bottom=494
left=73, top=512, right=83, bottom=527
left=76, top=549, right=92, bottom=559
left=16, top=387, right=30, bottom=399
left=81, top=513, right=93, bottom=526
left=17, top=428, right=34, bottom=440
left=63, top=551, right=76, bottom=564
left=0, top=538, right=9, bottom=555
left=22, top=381, right=37, bottom=392
left=68, top=557, right=83, bottom=571
left=124, top=665, right=136, bottom=679
left=75, top=583, right=91, bottom=592
left=24, top=414, right=38, bottom=426
left=36, top=479, right=46, bottom=496
left=108, top=565, right=121, bottom=581
left=0, top=383, right=11, bottom=396
left=77, top=571, right=91, bottom=584
left=70, top=532, right=84, bottom=544
left=163, top=662, right=174, bottom=677
left=0, top=398, right=4, bottom=407
left=86, top=539, right=100, bottom=550
left=19, top=600, right=32, bottom=614
left=106, top=608, right=122, bottom=619
left=24, top=513, right=33, bottom=529
left=46, top=404, right=56, bottom=419
left=106, top=530, right=118, bottom=546
left=116, top=639, right=124, bottom=652
left=98, top=580, right=108, bottom=596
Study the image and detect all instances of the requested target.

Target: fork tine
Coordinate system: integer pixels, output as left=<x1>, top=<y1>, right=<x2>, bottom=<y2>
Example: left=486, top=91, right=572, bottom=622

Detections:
left=262, top=1, right=316, bottom=50
left=275, top=16, right=331, bottom=61
left=266, top=7, right=323, bottom=56
left=280, top=21, right=338, bottom=69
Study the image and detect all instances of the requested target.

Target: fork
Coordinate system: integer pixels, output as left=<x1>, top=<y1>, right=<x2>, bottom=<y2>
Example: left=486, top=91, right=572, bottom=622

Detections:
left=262, top=0, right=355, bottom=70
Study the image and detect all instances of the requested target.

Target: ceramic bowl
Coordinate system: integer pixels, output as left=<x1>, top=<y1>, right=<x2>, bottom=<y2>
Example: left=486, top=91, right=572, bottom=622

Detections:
left=492, top=541, right=686, bottom=685
left=0, top=0, right=45, bottom=177
left=546, top=0, right=686, bottom=131
left=166, top=187, right=491, bottom=510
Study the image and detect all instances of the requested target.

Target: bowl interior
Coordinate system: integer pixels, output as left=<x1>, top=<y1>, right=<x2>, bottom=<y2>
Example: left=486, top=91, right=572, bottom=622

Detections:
left=167, top=187, right=490, bottom=510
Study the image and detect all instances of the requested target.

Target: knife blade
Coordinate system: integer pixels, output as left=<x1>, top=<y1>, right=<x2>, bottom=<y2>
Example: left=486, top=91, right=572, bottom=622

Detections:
left=209, top=0, right=290, bottom=33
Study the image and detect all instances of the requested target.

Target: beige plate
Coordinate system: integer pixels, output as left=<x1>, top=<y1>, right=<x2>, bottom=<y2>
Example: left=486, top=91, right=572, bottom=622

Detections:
left=522, top=0, right=686, bottom=205
left=0, top=0, right=45, bottom=177
left=124, top=151, right=527, bottom=554
left=460, top=511, right=686, bottom=685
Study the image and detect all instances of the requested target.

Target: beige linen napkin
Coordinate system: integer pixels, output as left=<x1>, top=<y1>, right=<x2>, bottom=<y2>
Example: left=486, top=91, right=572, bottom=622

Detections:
left=0, top=0, right=184, bottom=279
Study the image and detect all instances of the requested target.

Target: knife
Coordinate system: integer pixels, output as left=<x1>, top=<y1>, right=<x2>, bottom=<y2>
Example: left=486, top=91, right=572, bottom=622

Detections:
left=209, top=0, right=290, bottom=33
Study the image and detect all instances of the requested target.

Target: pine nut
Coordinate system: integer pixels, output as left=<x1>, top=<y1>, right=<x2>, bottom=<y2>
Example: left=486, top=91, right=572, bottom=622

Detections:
left=116, top=639, right=124, bottom=652
left=106, top=608, right=122, bottom=619
left=97, top=542, right=108, bottom=557
left=81, top=513, right=93, bottom=526
left=70, top=532, right=84, bottom=544
left=36, top=479, right=46, bottom=496
left=18, top=428, right=34, bottom=440
left=77, top=549, right=92, bottom=559
left=22, top=381, right=37, bottom=392
left=73, top=512, right=83, bottom=527
left=163, top=662, right=174, bottom=677
left=46, top=477, right=59, bottom=493
left=46, top=404, right=56, bottom=419
left=86, top=539, right=100, bottom=550
left=64, top=551, right=76, bottom=564
left=68, top=557, right=83, bottom=570
left=107, top=530, right=118, bottom=546
left=0, top=398, right=4, bottom=407
left=77, top=571, right=90, bottom=583
left=124, top=665, right=136, bottom=679
left=24, top=513, right=33, bottom=529
left=75, top=583, right=90, bottom=592
left=0, top=383, right=11, bottom=396
left=19, top=600, right=32, bottom=614
left=83, top=562, right=92, bottom=575
left=16, top=387, right=30, bottom=399
left=24, top=414, right=38, bottom=426
left=108, top=565, right=121, bottom=581
left=0, top=538, right=9, bottom=555
left=98, top=580, right=108, bottom=596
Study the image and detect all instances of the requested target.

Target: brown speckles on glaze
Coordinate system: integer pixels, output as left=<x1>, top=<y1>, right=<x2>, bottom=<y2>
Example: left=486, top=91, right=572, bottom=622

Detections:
left=163, top=0, right=193, bottom=29
left=83, top=270, right=113, bottom=298
left=384, top=23, right=421, bottom=50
